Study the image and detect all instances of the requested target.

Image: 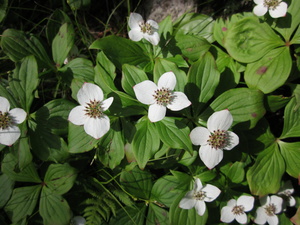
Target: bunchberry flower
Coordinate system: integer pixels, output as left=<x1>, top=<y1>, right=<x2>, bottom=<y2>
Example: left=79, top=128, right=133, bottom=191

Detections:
left=133, top=72, right=191, bottom=122
left=0, top=96, right=27, bottom=146
left=179, top=178, right=221, bottom=216
left=254, top=195, right=283, bottom=225
left=253, top=0, right=288, bottom=18
left=128, top=12, right=160, bottom=45
left=190, top=109, right=239, bottom=169
left=221, top=195, right=255, bottom=224
left=68, top=83, right=113, bottom=139
left=277, top=180, right=296, bottom=209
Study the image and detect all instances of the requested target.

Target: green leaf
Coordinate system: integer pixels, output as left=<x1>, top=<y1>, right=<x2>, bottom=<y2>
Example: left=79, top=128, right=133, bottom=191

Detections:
left=132, top=119, right=160, bottom=169
left=90, top=36, right=150, bottom=69
left=15, top=137, right=32, bottom=171
left=187, top=52, right=220, bottom=114
left=1, top=153, right=41, bottom=183
left=5, top=185, right=42, bottom=223
left=108, top=204, right=147, bottom=225
left=175, top=34, right=211, bottom=61
left=265, top=95, right=291, bottom=112
left=169, top=193, right=208, bottom=225
left=0, top=0, right=8, bottom=23
left=39, top=187, right=72, bottom=225
left=223, top=17, right=284, bottom=63
left=205, top=88, right=265, bottom=129
left=1, top=29, right=54, bottom=69
left=155, top=117, right=193, bottom=153
left=0, top=174, right=14, bottom=208
left=67, top=0, right=91, bottom=10
left=154, top=58, right=187, bottom=92
left=158, top=15, right=173, bottom=39
left=278, top=141, right=300, bottom=178
left=52, top=23, right=75, bottom=67
left=223, top=162, right=245, bottom=184
left=246, top=143, right=285, bottom=196
left=146, top=203, right=169, bottom=225
left=120, top=166, right=153, bottom=200
left=9, top=55, right=39, bottom=112
left=280, top=97, right=300, bottom=139
left=174, top=13, right=215, bottom=43
left=121, top=64, right=148, bottom=97
left=44, top=163, right=77, bottom=195
left=244, top=47, right=292, bottom=94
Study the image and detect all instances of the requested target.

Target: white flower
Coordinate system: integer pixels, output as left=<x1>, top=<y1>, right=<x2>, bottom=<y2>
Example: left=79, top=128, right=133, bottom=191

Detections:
left=190, top=109, right=239, bottom=169
left=71, top=216, right=86, bottom=225
left=221, top=195, right=255, bottom=224
left=0, top=96, right=27, bottom=146
left=277, top=180, right=296, bottom=209
left=128, top=12, right=160, bottom=45
left=179, top=178, right=221, bottom=216
left=133, top=72, right=191, bottom=122
left=254, top=195, right=283, bottom=225
left=68, top=83, right=113, bottom=139
left=253, top=0, right=288, bottom=18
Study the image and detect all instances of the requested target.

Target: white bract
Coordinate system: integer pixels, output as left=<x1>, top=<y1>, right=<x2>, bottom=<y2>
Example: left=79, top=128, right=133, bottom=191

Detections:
left=133, top=72, right=191, bottom=122
left=277, top=180, right=296, bottom=209
left=254, top=195, right=283, bottom=225
left=128, top=12, right=160, bottom=45
left=0, top=96, right=27, bottom=146
left=179, top=178, right=221, bottom=216
left=253, top=0, right=288, bottom=18
left=68, top=83, right=113, bottom=139
left=190, top=109, right=239, bottom=169
left=221, top=195, right=255, bottom=224
left=71, top=216, right=86, bottom=225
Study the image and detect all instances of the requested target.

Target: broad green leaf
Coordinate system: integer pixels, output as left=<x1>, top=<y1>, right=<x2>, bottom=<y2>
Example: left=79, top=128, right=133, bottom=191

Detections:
left=158, top=15, right=173, bottom=39
left=68, top=123, right=100, bottom=153
left=44, top=163, right=77, bottom=195
left=1, top=29, right=54, bottom=69
left=121, top=64, right=149, bottom=97
left=67, top=0, right=91, bottom=10
left=223, top=17, right=284, bottom=63
left=278, top=141, right=300, bottom=178
left=132, top=119, right=160, bottom=169
left=169, top=193, right=208, bottom=225
left=16, top=137, right=32, bottom=171
left=155, top=117, right=193, bottom=153
left=153, top=58, right=187, bottom=92
left=174, top=13, right=215, bottom=43
left=108, top=204, right=147, bottom=225
left=204, top=88, right=265, bottom=129
left=265, top=95, right=291, bottom=112
left=52, top=23, right=75, bottom=67
left=291, top=25, right=300, bottom=44
left=280, top=97, right=300, bottom=139
left=223, top=161, right=245, bottom=184
left=146, top=203, right=169, bottom=225
left=1, top=153, right=41, bottom=183
left=0, top=174, right=14, bottom=208
left=9, top=55, right=39, bottom=112
left=97, top=121, right=125, bottom=169
left=187, top=52, right=220, bottom=114
left=120, top=166, right=153, bottom=200
left=90, top=35, right=150, bottom=69
left=175, top=34, right=211, bottom=61
left=246, top=143, right=285, bottom=196
left=39, top=187, right=72, bottom=225
left=245, top=47, right=292, bottom=94
left=0, top=0, right=8, bottom=23
left=5, top=185, right=42, bottom=223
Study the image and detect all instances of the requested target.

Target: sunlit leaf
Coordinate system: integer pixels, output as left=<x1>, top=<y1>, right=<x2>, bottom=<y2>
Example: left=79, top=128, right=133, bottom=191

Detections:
left=278, top=141, right=300, bottom=178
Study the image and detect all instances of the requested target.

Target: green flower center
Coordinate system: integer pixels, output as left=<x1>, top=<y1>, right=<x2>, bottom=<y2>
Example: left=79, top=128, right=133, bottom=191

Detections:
left=194, top=191, right=206, bottom=201
left=84, top=100, right=104, bottom=119
left=232, top=205, right=245, bottom=215
left=264, top=0, right=281, bottom=10
left=139, top=22, right=153, bottom=34
left=153, top=88, right=173, bottom=106
left=0, top=111, right=12, bottom=129
left=207, top=129, right=227, bottom=149
left=264, top=203, right=276, bottom=216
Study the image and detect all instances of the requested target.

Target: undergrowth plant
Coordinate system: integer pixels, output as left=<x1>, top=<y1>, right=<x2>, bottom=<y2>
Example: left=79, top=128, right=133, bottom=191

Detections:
left=0, top=0, right=300, bottom=224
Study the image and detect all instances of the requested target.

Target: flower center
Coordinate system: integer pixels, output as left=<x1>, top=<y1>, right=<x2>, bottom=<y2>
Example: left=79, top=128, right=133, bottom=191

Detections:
left=264, top=203, right=276, bottom=216
left=232, top=205, right=245, bottom=215
left=139, top=21, right=153, bottom=34
left=207, top=129, right=227, bottom=149
left=193, top=191, right=206, bottom=201
left=153, top=88, right=173, bottom=106
left=0, top=111, right=12, bottom=129
left=264, top=0, right=281, bottom=10
left=84, top=100, right=104, bottom=119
